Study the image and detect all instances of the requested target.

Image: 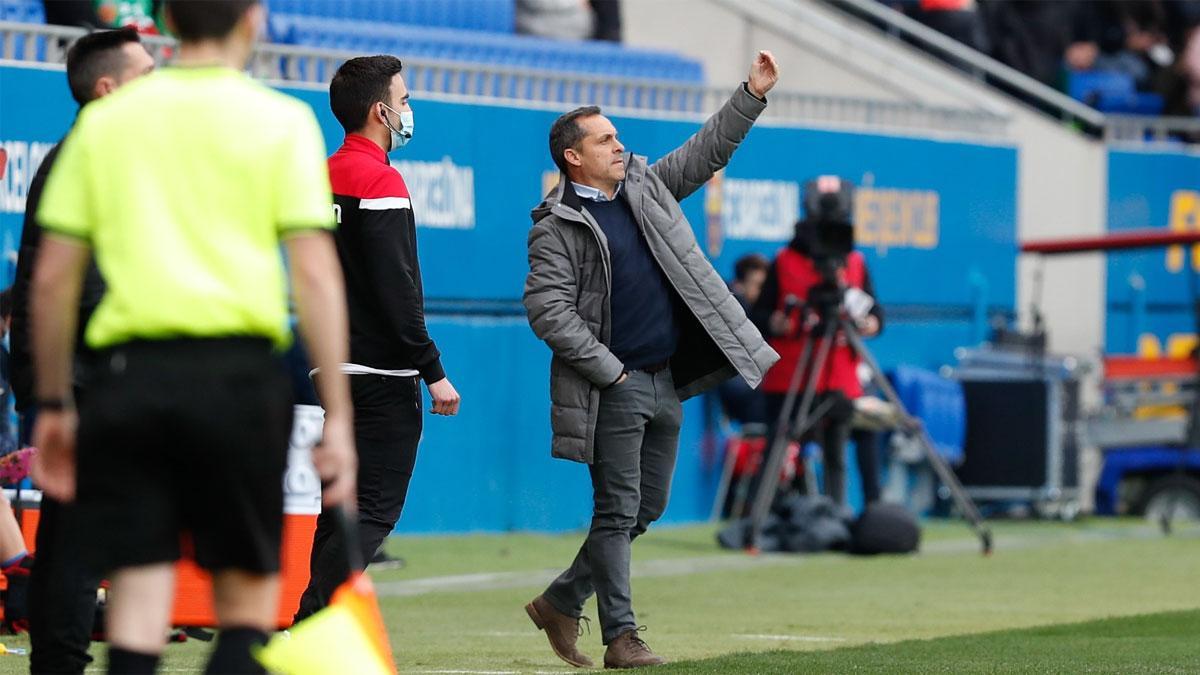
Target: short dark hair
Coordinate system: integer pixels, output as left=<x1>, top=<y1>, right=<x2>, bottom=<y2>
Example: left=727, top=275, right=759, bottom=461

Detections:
left=164, top=0, right=258, bottom=42
left=734, top=253, right=769, bottom=281
left=549, top=106, right=601, bottom=175
left=330, top=56, right=405, bottom=134
left=65, top=27, right=141, bottom=106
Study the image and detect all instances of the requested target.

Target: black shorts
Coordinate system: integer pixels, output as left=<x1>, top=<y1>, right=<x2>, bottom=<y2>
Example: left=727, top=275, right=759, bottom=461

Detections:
left=75, top=338, right=293, bottom=575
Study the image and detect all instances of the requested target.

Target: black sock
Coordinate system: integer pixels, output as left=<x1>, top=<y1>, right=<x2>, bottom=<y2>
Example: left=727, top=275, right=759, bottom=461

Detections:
left=108, top=646, right=160, bottom=675
left=204, top=626, right=269, bottom=675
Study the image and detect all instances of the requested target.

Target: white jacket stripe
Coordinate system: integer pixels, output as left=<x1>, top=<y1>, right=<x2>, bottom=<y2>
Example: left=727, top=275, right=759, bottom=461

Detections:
left=359, top=196, right=412, bottom=210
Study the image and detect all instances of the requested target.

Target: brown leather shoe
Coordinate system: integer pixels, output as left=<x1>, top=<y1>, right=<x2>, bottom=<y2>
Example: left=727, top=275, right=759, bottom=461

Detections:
left=525, top=595, right=594, bottom=668
left=604, top=628, right=666, bottom=669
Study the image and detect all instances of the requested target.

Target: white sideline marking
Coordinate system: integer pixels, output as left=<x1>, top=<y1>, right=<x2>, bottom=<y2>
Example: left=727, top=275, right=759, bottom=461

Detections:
left=734, top=633, right=846, bottom=642
left=410, top=671, right=572, bottom=675
left=87, top=662, right=201, bottom=667
left=410, top=670, right=577, bottom=675
left=375, top=525, right=1184, bottom=598
left=410, top=670, right=519, bottom=674
left=375, top=555, right=801, bottom=598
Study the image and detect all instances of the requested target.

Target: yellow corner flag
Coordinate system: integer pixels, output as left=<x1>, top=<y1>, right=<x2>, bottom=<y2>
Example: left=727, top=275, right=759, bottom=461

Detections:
left=256, top=573, right=396, bottom=674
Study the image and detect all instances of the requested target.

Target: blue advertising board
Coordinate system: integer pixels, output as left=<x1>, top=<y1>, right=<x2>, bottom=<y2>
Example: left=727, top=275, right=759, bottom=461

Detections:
left=1, top=64, right=1017, bottom=531
left=1106, top=149, right=1200, bottom=356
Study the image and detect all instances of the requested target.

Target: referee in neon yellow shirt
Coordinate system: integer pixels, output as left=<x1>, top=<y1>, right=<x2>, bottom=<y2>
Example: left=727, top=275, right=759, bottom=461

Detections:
left=29, top=2, right=356, bottom=673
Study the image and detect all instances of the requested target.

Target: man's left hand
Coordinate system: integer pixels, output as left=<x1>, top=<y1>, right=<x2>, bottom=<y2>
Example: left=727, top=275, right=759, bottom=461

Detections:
left=428, top=378, right=462, bottom=416
left=858, top=314, right=881, bottom=338
left=747, top=50, right=780, bottom=99
left=31, top=409, right=78, bottom=502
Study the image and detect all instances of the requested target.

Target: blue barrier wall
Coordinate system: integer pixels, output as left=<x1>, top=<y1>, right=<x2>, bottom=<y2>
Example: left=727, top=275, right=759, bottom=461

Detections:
left=1, top=64, right=1017, bottom=532
left=1106, top=149, right=1200, bottom=357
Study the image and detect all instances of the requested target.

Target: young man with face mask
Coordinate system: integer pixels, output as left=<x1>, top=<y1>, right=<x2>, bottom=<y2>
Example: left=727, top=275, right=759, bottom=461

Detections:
left=293, top=55, right=461, bottom=623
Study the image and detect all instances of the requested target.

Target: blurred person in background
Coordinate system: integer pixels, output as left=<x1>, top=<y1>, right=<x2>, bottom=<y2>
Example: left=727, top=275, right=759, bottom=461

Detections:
left=523, top=52, right=779, bottom=669
left=1071, top=1, right=1172, bottom=91
left=94, top=0, right=166, bottom=34
left=1161, top=4, right=1200, bottom=119
left=915, top=0, right=989, bottom=54
left=42, top=0, right=166, bottom=34
left=0, top=288, right=13, bottom=456
left=981, top=0, right=1074, bottom=89
left=729, top=253, right=769, bottom=313
left=10, top=27, right=154, bottom=674
left=590, top=0, right=622, bottom=42
left=751, top=214, right=884, bottom=508
left=517, top=0, right=594, bottom=41
left=518, top=0, right=621, bottom=43
left=0, top=287, right=30, bottom=634
left=0, top=496, right=33, bottom=637
left=41, top=1, right=100, bottom=29
left=718, top=254, right=770, bottom=428
left=851, top=370, right=884, bottom=506
left=1180, top=24, right=1200, bottom=116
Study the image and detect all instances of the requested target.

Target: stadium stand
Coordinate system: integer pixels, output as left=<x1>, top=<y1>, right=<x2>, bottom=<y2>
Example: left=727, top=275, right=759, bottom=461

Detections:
left=0, top=10, right=1015, bottom=135
left=267, top=0, right=516, bottom=33
left=2, top=0, right=702, bottom=84
left=793, top=0, right=1200, bottom=145
left=267, top=13, right=703, bottom=83
left=1067, top=70, right=1165, bottom=116
left=864, top=0, right=1199, bottom=122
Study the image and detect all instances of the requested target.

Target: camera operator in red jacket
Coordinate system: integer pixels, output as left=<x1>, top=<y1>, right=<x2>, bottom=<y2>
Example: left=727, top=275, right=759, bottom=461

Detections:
left=750, top=177, right=883, bottom=507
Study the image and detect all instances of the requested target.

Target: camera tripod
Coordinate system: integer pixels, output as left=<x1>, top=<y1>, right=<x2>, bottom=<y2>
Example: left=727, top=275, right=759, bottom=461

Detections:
left=744, top=287, right=994, bottom=556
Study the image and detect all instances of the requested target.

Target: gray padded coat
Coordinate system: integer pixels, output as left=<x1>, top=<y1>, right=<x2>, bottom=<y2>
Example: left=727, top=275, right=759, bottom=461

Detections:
left=523, top=84, right=780, bottom=463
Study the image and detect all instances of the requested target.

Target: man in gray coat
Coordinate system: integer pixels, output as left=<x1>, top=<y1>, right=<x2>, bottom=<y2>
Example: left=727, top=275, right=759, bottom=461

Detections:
left=522, top=51, right=781, bottom=669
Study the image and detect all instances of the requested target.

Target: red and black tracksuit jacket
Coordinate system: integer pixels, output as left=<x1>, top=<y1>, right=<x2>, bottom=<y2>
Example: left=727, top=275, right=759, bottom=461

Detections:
left=328, top=134, right=443, bottom=383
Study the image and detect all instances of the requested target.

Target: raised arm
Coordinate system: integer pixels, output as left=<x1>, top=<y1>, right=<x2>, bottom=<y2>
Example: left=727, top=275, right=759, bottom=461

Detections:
left=649, top=51, right=779, bottom=201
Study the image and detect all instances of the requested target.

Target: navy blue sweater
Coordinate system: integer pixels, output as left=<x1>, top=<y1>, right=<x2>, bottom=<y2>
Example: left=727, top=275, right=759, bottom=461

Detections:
left=584, top=194, right=679, bottom=372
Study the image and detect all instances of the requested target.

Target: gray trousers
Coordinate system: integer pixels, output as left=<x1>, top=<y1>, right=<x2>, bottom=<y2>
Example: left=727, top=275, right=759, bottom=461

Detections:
left=543, top=369, right=682, bottom=643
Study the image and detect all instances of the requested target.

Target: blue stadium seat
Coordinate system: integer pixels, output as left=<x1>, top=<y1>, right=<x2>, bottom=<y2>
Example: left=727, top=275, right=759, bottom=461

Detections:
left=888, top=365, right=966, bottom=464
left=1067, top=70, right=1165, bottom=116
left=267, top=0, right=514, bottom=34
left=2, top=0, right=44, bottom=23
left=266, top=12, right=296, bottom=42
left=270, top=13, right=704, bottom=85
left=2, top=0, right=46, bottom=61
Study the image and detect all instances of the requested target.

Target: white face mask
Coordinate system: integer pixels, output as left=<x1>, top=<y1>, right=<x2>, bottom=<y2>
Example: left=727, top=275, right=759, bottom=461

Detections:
left=380, top=102, right=414, bottom=151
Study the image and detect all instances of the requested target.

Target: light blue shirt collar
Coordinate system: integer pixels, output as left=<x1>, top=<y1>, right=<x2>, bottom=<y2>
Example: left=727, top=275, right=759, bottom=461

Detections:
left=571, top=181, right=623, bottom=202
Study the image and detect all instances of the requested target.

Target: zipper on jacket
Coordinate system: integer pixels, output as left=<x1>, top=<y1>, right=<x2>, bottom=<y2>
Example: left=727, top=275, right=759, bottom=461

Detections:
left=628, top=167, right=745, bottom=373
left=552, top=204, right=614, bottom=345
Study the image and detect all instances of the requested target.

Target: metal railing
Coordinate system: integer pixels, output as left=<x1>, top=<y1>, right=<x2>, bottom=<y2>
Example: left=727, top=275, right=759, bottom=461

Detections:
left=1104, top=114, right=1200, bottom=146
left=714, top=0, right=1009, bottom=115
left=0, top=20, right=1008, bottom=138
left=816, top=0, right=1200, bottom=144
left=818, top=0, right=1103, bottom=127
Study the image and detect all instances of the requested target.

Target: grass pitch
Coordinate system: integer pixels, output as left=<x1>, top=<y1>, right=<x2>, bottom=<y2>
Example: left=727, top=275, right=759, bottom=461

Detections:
left=657, top=610, right=1200, bottom=673
left=0, top=518, right=1195, bottom=673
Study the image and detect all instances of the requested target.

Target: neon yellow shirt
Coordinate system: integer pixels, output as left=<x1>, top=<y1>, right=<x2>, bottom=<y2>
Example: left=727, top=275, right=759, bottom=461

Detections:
left=37, top=66, right=333, bottom=349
